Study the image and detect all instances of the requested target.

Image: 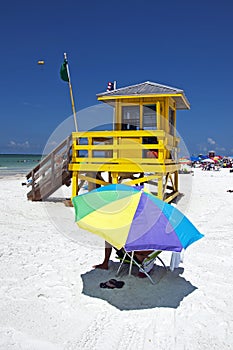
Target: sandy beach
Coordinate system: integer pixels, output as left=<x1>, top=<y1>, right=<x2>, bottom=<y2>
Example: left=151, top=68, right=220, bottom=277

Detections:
left=0, top=168, right=233, bottom=349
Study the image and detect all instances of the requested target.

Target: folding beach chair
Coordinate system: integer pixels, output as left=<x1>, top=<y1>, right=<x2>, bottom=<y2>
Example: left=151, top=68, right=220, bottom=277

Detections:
left=115, top=249, right=167, bottom=284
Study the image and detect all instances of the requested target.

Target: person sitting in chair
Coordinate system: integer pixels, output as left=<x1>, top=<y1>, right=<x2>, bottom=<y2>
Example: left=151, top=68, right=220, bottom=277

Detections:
left=93, top=241, right=154, bottom=278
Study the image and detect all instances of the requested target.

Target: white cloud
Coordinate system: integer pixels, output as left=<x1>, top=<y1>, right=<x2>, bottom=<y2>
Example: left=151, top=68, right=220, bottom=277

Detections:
left=8, top=140, right=30, bottom=149
left=42, top=140, right=59, bottom=154
left=207, top=137, right=216, bottom=145
left=216, top=146, right=226, bottom=152
left=196, top=139, right=230, bottom=156
left=48, top=141, right=58, bottom=147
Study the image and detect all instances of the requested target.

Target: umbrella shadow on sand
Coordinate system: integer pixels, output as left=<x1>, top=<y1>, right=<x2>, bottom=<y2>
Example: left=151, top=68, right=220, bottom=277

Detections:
left=81, top=262, right=197, bottom=310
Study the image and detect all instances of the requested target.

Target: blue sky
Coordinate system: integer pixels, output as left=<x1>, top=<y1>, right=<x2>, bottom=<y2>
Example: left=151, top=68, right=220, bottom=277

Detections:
left=0, top=0, right=233, bottom=156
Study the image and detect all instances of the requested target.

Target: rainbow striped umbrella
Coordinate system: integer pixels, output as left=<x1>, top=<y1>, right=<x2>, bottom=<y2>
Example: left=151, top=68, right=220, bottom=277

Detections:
left=72, top=184, right=203, bottom=252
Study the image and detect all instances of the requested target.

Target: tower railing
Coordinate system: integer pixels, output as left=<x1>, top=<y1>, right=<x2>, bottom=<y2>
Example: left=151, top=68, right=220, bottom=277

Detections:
left=69, top=130, right=180, bottom=174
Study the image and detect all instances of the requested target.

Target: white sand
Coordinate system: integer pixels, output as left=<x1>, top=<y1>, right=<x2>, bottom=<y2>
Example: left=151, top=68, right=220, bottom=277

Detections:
left=0, top=168, right=233, bottom=349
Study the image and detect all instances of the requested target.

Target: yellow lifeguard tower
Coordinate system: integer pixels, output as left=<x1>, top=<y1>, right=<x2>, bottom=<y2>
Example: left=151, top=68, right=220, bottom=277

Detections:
left=69, top=81, right=190, bottom=202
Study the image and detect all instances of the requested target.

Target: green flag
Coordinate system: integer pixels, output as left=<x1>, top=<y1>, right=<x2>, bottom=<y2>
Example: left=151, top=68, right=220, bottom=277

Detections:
left=60, top=60, right=69, bottom=82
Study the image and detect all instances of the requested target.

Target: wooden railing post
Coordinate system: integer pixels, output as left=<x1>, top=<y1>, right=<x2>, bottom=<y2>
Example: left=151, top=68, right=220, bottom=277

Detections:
left=31, top=170, right=35, bottom=200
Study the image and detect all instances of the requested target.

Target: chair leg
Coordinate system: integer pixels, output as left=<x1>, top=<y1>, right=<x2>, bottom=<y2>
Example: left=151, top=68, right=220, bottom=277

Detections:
left=116, top=251, right=127, bottom=276
left=157, top=256, right=168, bottom=270
left=116, top=251, right=163, bottom=284
left=126, top=253, right=156, bottom=284
left=129, top=251, right=134, bottom=275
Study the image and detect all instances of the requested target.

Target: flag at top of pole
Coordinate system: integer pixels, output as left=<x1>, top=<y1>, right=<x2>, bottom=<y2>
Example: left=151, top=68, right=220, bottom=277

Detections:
left=60, top=59, right=69, bottom=82
left=60, top=53, right=78, bottom=131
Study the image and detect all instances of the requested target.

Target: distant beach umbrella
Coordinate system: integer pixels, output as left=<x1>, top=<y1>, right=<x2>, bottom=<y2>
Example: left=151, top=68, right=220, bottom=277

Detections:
left=179, top=158, right=191, bottom=164
left=201, top=158, right=215, bottom=163
left=190, top=156, right=199, bottom=162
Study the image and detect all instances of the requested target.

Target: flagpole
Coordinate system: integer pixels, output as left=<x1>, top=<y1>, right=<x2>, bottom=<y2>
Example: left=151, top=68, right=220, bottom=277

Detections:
left=63, top=52, right=78, bottom=132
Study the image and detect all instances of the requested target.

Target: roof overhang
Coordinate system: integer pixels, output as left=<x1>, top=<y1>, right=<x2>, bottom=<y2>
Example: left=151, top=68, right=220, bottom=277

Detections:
left=97, top=93, right=190, bottom=110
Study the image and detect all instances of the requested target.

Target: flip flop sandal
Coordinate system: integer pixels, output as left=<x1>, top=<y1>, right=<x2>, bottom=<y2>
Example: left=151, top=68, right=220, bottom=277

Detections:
left=100, top=279, right=125, bottom=289
left=100, top=280, right=116, bottom=289
left=109, top=279, right=125, bottom=288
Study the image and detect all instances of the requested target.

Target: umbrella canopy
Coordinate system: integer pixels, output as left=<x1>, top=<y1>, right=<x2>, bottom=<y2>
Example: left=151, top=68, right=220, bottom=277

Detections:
left=213, top=156, right=221, bottom=162
left=201, top=158, right=215, bottom=163
left=179, top=157, right=191, bottom=164
left=72, top=184, right=204, bottom=252
left=190, top=156, right=200, bottom=162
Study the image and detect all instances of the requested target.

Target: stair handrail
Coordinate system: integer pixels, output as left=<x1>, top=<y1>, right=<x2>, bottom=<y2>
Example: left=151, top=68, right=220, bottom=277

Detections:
left=26, top=134, right=72, bottom=181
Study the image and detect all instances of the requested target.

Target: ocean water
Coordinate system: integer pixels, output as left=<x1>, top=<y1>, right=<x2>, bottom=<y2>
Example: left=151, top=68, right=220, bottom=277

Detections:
left=0, top=154, right=43, bottom=176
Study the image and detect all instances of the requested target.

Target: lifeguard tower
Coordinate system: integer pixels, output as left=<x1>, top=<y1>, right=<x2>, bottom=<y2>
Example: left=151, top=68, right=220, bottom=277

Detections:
left=69, top=81, right=190, bottom=202
left=25, top=81, right=190, bottom=202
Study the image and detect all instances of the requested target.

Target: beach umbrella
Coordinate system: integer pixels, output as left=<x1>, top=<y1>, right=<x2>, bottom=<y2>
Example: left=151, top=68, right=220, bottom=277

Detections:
left=201, top=158, right=214, bottom=163
left=190, top=156, right=199, bottom=162
left=213, top=156, right=222, bottom=162
left=179, top=158, right=191, bottom=165
left=72, top=184, right=204, bottom=252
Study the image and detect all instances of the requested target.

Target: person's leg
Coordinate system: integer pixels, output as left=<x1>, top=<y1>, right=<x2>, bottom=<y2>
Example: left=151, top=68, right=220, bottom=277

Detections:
left=134, top=250, right=154, bottom=278
left=115, top=248, right=125, bottom=259
left=93, top=242, right=112, bottom=270
left=134, top=250, right=153, bottom=263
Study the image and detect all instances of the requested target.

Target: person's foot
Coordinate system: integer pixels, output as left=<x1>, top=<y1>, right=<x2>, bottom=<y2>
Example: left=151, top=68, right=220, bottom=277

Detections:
left=138, top=272, right=147, bottom=278
left=93, top=263, right=108, bottom=270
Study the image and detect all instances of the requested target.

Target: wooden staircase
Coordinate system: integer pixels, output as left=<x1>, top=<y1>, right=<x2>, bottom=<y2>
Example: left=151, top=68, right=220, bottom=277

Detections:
left=26, top=135, right=72, bottom=201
